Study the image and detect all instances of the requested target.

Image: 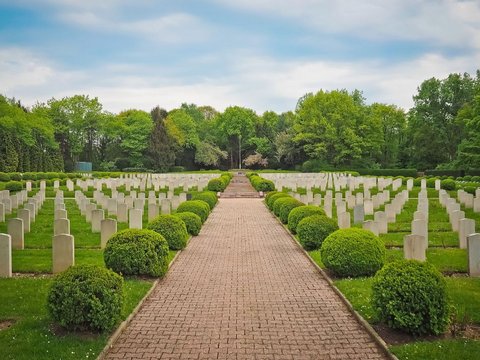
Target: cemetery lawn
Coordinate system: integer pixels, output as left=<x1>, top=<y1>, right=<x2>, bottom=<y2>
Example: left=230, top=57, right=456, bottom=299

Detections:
left=0, top=277, right=154, bottom=360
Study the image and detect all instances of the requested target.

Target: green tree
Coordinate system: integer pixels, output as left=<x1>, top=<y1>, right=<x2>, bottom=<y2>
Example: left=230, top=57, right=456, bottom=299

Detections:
left=454, top=94, right=480, bottom=169
left=146, top=106, right=176, bottom=171
left=194, top=142, right=227, bottom=168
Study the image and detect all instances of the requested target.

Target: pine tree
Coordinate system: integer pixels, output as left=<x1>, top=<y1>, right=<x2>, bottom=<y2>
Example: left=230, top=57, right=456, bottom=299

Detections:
left=147, top=106, right=177, bottom=172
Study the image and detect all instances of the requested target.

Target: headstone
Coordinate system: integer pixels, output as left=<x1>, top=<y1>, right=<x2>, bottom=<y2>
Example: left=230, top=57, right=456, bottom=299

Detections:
left=85, top=203, right=96, bottom=223
left=412, top=219, right=428, bottom=249
left=91, top=209, right=105, bottom=233
left=421, top=179, right=426, bottom=189
left=374, top=211, right=388, bottom=234
left=337, top=212, right=351, bottom=229
left=134, top=199, right=144, bottom=210
left=24, top=203, right=36, bottom=222
left=353, top=204, right=365, bottom=224
left=17, top=209, right=31, bottom=233
left=117, top=203, right=128, bottom=223
left=450, top=210, right=465, bottom=232
left=435, top=179, right=441, bottom=190
left=107, top=198, right=117, bottom=216
left=160, top=199, right=171, bottom=215
left=364, top=199, right=374, bottom=215
left=385, top=204, right=396, bottom=223
left=54, top=218, right=70, bottom=236
left=101, top=219, right=117, bottom=249
left=54, top=209, right=68, bottom=220
left=474, top=197, right=480, bottom=213
left=467, top=233, right=480, bottom=276
left=459, top=218, right=476, bottom=249
left=129, top=208, right=143, bottom=229
left=0, top=233, right=12, bottom=277
left=0, top=203, right=4, bottom=223
left=52, top=234, right=74, bottom=274
left=404, top=234, right=426, bottom=261
left=148, top=203, right=159, bottom=222
left=8, top=218, right=24, bottom=250
left=363, top=220, right=379, bottom=236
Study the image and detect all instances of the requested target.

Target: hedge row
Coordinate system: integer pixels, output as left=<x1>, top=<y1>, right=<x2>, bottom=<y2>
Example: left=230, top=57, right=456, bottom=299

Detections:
left=246, top=172, right=275, bottom=192
left=207, top=173, right=233, bottom=192
left=0, top=172, right=83, bottom=182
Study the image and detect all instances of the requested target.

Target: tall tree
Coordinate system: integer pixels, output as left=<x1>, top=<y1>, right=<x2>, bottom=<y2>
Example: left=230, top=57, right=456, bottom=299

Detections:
left=146, top=106, right=176, bottom=171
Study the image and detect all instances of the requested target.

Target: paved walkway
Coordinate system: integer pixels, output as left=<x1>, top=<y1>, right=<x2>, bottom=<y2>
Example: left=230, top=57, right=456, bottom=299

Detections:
left=104, top=199, right=389, bottom=360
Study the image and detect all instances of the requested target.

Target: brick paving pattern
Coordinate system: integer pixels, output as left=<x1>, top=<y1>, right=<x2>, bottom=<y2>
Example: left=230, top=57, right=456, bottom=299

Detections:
left=104, top=198, right=389, bottom=360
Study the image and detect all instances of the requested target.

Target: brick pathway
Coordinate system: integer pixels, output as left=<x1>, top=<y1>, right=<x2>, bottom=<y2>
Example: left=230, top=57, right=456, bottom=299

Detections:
left=104, top=199, right=389, bottom=360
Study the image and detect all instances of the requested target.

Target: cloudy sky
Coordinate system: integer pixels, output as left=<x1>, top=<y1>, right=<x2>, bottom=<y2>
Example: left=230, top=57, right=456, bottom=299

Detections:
left=1, top=0, right=479, bottom=114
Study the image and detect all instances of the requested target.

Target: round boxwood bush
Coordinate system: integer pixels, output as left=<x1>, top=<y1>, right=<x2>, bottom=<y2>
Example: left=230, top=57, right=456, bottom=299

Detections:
left=464, top=186, right=477, bottom=195
left=272, top=196, right=294, bottom=217
left=372, top=260, right=450, bottom=335
left=277, top=198, right=304, bottom=224
left=207, top=178, right=225, bottom=192
left=47, top=265, right=123, bottom=332
left=4, top=181, right=23, bottom=192
left=250, top=175, right=275, bottom=191
left=104, top=229, right=169, bottom=277
left=192, top=191, right=218, bottom=210
left=264, top=191, right=279, bottom=204
left=297, top=215, right=338, bottom=250
left=174, top=211, right=202, bottom=236
left=413, top=178, right=422, bottom=187
left=176, top=200, right=210, bottom=223
left=267, top=192, right=290, bottom=210
left=288, top=205, right=326, bottom=234
left=147, top=214, right=189, bottom=250
left=0, top=172, right=11, bottom=182
left=426, top=178, right=436, bottom=188
left=472, top=176, right=480, bottom=182
left=320, top=228, right=386, bottom=277
left=441, top=179, right=456, bottom=191
left=9, top=172, right=22, bottom=181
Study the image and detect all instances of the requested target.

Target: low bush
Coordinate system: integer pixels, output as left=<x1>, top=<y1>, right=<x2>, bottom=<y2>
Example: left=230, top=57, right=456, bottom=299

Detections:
left=425, top=169, right=464, bottom=178
left=264, top=191, right=279, bottom=204
left=176, top=200, right=210, bottom=223
left=441, top=179, right=456, bottom=191
left=192, top=191, right=218, bottom=210
left=249, top=174, right=275, bottom=192
left=297, top=215, right=338, bottom=250
left=47, top=265, right=123, bottom=332
left=320, top=228, right=385, bottom=277
left=4, top=181, right=23, bottom=192
left=372, top=259, right=450, bottom=335
left=169, top=166, right=185, bottom=172
left=0, top=172, right=10, bottom=182
left=266, top=192, right=290, bottom=210
left=9, top=172, right=22, bottom=181
left=426, top=178, right=437, bottom=188
left=104, top=229, right=169, bottom=277
left=463, top=186, right=477, bottom=195
left=413, top=178, right=423, bottom=187
left=356, top=169, right=418, bottom=177
left=287, top=205, right=326, bottom=234
left=272, top=195, right=294, bottom=217
left=207, top=178, right=226, bottom=192
left=147, top=215, right=189, bottom=250
left=174, top=212, right=202, bottom=236
left=472, top=176, right=480, bottom=182
left=277, top=198, right=304, bottom=224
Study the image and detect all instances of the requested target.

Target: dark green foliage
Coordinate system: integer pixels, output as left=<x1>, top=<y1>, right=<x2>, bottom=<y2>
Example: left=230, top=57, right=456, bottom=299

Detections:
left=321, top=228, right=386, bottom=277
left=192, top=191, right=218, bottom=210
left=267, top=192, right=290, bottom=210
left=413, top=178, right=423, bottom=186
left=147, top=106, right=176, bottom=172
left=464, top=186, right=476, bottom=195
left=249, top=174, right=275, bottom=191
left=104, top=229, right=169, bottom=277
left=355, top=169, right=417, bottom=177
left=441, top=179, right=456, bottom=190
left=297, top=215, right=338, bottom=250
left=47, top=265, right=123, bottom=332
left=9, top=172, right=22, bottom=181
left=174, top=211, right=202, bottom=236
left=287, top=205, right=326, bottom=234
left=426, top=178, right=437, bottom=188
left=372, top=260, right=450, bottom=335
left=176, top=200, right=210, bottom=223
left=147, top=215, right=189, bottom=250
left=272, top=195, right=293, bottom=217
left=4, top=181, right=23, bottom=192
left=466, top=169, right=480, bottom=176
left=425, top=169, right=464, bottom=178
left=207, top=178, right=226, bottom=192
left=264, top=191, right=279, bottom=205
left=0, top=172, right=11, bottom=182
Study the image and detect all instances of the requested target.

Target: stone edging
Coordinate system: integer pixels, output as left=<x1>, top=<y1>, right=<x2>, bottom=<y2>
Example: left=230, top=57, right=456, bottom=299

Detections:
left=96, top=245, right=185, bottom=360
left=266, top=203, right=399, bottom=360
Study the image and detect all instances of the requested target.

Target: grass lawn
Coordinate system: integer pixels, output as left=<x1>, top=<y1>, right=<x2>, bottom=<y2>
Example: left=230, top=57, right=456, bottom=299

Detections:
left=0, top=277, right=153, bottom=360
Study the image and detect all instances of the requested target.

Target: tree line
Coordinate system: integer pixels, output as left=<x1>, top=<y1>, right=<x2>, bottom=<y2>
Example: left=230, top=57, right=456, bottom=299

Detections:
left=1, top=70, right=479, bottom=173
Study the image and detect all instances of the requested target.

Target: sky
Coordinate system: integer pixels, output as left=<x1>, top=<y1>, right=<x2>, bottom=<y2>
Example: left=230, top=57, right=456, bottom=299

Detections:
left=0, top=0, right=479, bottom=114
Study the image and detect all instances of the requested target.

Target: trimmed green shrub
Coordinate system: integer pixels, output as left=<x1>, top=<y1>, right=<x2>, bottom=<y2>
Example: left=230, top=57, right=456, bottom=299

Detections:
left=177, top=200, right=210, bottom=223
left=441, top=179, right=456, bottom=191
left=264, top=191, right=279, bottom=204
left=464, top=186, right=477, bottom=195
left=277, top=198, right=304, bottom=223
left=147, top=215, right=189, bottom=250
left=297, top=215, right=338, bottom=250
left=207, top=178, right=226, bottom=192
left=425, top=169, right=464, bottom=178
left=9, top=172, right=22, bottom=181
left=267, top=192, right=290, bottom=210
left=426, top=178, right=436, bottom=188
left=320, top=228, right=386, bottom=277
left=372, top=260, right=450, bottom=335
left=0, top=172, right=11, bottom=182
left=192, top=191, right=218, bottom=210
left=104, top=229, right=169, bottom=277
left=287, top=205, right=326, bottom=234
left=174, top=212, right=202, bottom=236
left=413, top=178, right=422, bottom=187
left=47, top=265, right=123, bottom=332
left=249, top=175, right=275, bottom=191
left=272, top=195, right=293, bottom=217
left=4, top=181, right=23, bottom=192
left=353, top=169, right=417, bottom=177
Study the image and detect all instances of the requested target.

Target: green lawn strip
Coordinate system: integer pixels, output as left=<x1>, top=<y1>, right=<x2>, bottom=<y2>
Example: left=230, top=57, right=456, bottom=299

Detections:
left=384, top=248, right=467, bottom=273
left=0, top=277, right=153, bottom=360
left=12, top=249, right=177, bottom=273
left=390, top=338, right=480, bottom=360
left=380, top=231, right=459, bottom=247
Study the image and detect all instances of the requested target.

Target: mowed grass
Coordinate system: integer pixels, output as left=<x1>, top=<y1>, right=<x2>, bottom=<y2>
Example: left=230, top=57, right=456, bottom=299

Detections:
left=0, top=277, right=154, bottom=360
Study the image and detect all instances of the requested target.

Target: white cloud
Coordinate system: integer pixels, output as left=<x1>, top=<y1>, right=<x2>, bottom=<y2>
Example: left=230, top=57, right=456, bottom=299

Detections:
left=1, top=46, right=479, bottom=114
left=212, top=0, right=480, bottom=49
